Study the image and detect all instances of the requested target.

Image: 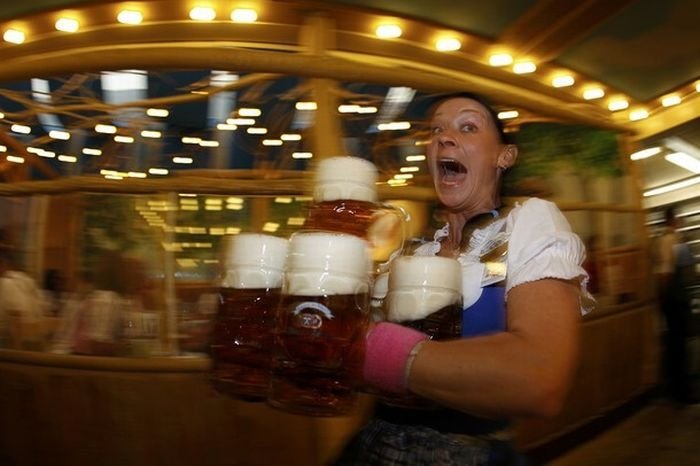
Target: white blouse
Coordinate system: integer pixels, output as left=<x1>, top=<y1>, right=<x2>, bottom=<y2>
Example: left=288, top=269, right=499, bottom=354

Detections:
left=416, top=198, right=594, bottom=315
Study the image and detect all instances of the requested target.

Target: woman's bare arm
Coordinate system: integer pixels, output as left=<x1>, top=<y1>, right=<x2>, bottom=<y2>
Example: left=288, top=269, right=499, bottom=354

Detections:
left=407, top=278, right=581, bottom=419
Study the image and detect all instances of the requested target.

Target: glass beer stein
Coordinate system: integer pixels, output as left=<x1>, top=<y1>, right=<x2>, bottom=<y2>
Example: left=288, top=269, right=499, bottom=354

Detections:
left=268, top=231, right=373, bottom=416
left=381, top=255, right=463, bottom=407
left=209, top=233, right=289, bottom=401
left=305, top=156, right=408, bottom=266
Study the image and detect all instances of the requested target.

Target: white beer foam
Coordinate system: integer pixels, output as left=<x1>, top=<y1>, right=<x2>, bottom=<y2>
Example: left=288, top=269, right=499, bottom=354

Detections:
left=221, top=266, right=284, bottom=289
left=385, top=255, right=463, bottom=322
left=287, top=232, right=372, bottom=278
left=222, top=233, right=288, bottom=270
left=386, top=288, right=460, bottom=322
left=313, top=156, right=378, bottom=203
left=286, top=271, right=369, bottom=296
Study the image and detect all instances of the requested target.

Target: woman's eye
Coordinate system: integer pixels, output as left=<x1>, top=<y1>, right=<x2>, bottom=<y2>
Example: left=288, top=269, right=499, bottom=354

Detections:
left=430, top=126, right=442, bottom=135
left=460, top=123, right=477, bottom=132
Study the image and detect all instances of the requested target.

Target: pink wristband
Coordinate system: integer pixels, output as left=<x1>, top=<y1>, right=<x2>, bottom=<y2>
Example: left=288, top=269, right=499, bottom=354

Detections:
left=363, top=322, right=429, bottom=394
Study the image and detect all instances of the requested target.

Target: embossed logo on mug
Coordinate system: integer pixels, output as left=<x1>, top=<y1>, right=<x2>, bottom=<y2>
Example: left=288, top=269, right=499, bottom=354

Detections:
left=291, top=302, right=334, bottom=330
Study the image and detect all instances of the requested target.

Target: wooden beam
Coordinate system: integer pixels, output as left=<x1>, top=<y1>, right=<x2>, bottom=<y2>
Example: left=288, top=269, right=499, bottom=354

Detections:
left=499, top=0, right=638, bottom=62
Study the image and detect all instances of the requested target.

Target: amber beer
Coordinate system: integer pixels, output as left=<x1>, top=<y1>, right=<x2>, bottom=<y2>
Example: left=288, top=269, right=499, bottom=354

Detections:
left=268, top=231, right=373, bottom=416
left=306, top=156, right=406, bottom=262
left=209, top=234, right=288, bottom=401
left=268, top=292, right=369, bottom=415
left=210, top=287, right=281, bottom=400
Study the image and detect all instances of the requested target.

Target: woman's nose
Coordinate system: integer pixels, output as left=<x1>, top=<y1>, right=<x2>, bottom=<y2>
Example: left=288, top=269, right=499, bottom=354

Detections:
left=436, top=131, right=457, bottom=146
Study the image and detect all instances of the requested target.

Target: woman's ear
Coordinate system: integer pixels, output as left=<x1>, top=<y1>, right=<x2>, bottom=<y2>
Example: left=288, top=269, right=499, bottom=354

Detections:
left=498, top=144, right=518, bottom=169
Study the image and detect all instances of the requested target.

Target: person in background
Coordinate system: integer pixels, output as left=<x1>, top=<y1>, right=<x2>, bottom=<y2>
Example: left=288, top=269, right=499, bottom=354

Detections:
left=334, top=92, right=593, bottom=465
left=0, top=238, right=46, bottom=350
left=655, top=206, right=697, bottom=405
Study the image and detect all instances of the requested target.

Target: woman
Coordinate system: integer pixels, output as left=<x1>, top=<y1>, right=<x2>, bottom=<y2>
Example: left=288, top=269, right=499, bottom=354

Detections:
left=335, top=93, right=593, bottom=465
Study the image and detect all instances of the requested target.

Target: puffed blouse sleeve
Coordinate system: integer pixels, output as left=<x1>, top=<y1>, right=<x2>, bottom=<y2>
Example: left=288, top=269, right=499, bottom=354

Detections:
left=505, top=198, right=594, bottom=315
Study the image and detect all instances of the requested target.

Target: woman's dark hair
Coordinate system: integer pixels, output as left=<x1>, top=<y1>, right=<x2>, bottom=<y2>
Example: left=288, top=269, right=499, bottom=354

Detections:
left=427, top=91, right=510, bottom=144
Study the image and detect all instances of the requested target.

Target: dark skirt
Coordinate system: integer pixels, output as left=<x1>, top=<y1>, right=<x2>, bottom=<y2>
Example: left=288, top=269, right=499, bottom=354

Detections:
left=331, top=418, right=519, bottom=466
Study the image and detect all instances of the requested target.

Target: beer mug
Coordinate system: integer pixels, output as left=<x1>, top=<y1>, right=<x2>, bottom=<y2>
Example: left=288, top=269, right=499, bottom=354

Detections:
left=381, top=255, right=463, bottom=407
left=210, top=233, right=289, bottom=401
left=305, top=156, right=408, bottom=266
left=268, top=231, right=372, bottom=416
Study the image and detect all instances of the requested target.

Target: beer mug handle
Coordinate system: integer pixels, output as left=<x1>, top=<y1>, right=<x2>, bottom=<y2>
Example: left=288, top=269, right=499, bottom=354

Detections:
left=368, top=203, right=410, bottom=273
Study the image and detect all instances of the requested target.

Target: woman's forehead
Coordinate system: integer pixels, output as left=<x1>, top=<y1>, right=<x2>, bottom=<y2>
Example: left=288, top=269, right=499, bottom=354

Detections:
left=432, top=98, right=490, bottom=118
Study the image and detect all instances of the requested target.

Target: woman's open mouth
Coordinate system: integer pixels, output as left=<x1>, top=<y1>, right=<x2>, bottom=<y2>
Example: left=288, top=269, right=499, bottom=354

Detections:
left=438, top=158, right=467, bottom=184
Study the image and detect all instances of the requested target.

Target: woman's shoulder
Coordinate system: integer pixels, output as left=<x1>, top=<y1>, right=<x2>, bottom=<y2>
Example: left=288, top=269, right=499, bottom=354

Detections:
left=508, top=197, right=569, bottom=231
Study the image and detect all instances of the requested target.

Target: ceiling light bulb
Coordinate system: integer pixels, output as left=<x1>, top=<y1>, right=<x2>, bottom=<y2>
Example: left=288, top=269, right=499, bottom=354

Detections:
left=661, top=95, right=681, bottom=107
left=49, top=130, right=71, bottom=140
left=231, top=9, right=257, bottom=23
left=497, top=110, right=519, bottom=120
left=583, top=88, right=605, bottom=100
left=513, top=62, right=536, bottom=74
left=665, top=152, right=700, bottom=173
left=551, top=75, right=575, bottom=88
left=630, top=147, right=661, bottom=160
left=55, top=18, right=79, bottom=32
left=435, top=37, right=461, bottom=52
left=11, top=124, right=31, bottom=134
left=3, top=29, right=25, bottom=44
left=608, top=98, right=629, bottom=111
left=489, top=53, right=512, bottom=67
left=238, top=108, right=261, bottom=117
left=189, top=7, right=216, bottom=21
left=629, top=109, right=649, bottom=121
left=117, top=10, right=143, bottom=25
left=147, top=108, right=169, bottom=117
left=375, top=24, right=402, bottom=39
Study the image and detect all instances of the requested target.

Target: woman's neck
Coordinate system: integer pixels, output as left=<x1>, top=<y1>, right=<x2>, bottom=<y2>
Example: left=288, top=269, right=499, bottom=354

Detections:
left=443, top=203, right=501, bottom=256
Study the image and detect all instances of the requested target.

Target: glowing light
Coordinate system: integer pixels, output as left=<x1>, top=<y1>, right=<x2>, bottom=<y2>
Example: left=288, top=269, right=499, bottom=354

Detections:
left=377, top=121, right=411, bottom=131
left=238, top=108, right=261, bottom=117
left=231, top=8, right=257, bottom=23
left=49, top=130, right=71, bottom=140
left=216, top=123, right=238, bottom=130
left=173, top=157, right=193, bottom=164
left=488, top=53, right=512, bottom=67
left=583, top=88, right=605, bottom=100
left=665, top=152, right=700, bottom=173
left=199, top=140, right=220, bottom=147
left=58, top=154, right=77, bottom=163
left=661, top=95, right=681, bottom=107
left=644, top=176, right=700, bottom=197
left=435, top=37, right=461, bottom=52
left=400, top=166, right=420, bottom=172
left=292, top=152, right=313, bottom=159
left=497, top=110, right=519, bottom=120
left=262, top=139, right=283, bottom=146
left=629, top=109, right=649, bottom=121
left=141, top=130, right=162, bottom=138
left=226, top=118, right=255, bottom=125
left=83, top=148, right=102, bottom=156
left=6, top=155, right=24, bottom=164
left=182, top=137, right=202, bottom=144
left=281, top=134, right=301, bottom=141
left=608, top=98, right=629, bottom=112
left=247, top=127, right=268, bottom=135
left=262, top=222, right=280, bottom=233
left=552, top=75, right=575, bottom=88
left=3, top=29, right=25, bottom=44
left=114, top=135, right=134, bottom=143
left=189, top=7, right=216, bottom=21
left=406, top=154, right=425, bottom=162
left=338, top=104, right=360, bottom=113
left=630, top=147, right=661, bottom=160
left=147, top=108, right=169, bottom=117
left=95, top=124, right=117, bottom=134
left=295, top=101, right=317, bottom=111
left=375, top=24, right=402, bottom=39
left=274, top=197, right=293, bottom=204
left=55, top=18, right=79, bottom=32
left=117, top=10, right=143, bottom=25
left=11, top=124, right=31, bottom=134
left=513, top=62, right=536, bottom=74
